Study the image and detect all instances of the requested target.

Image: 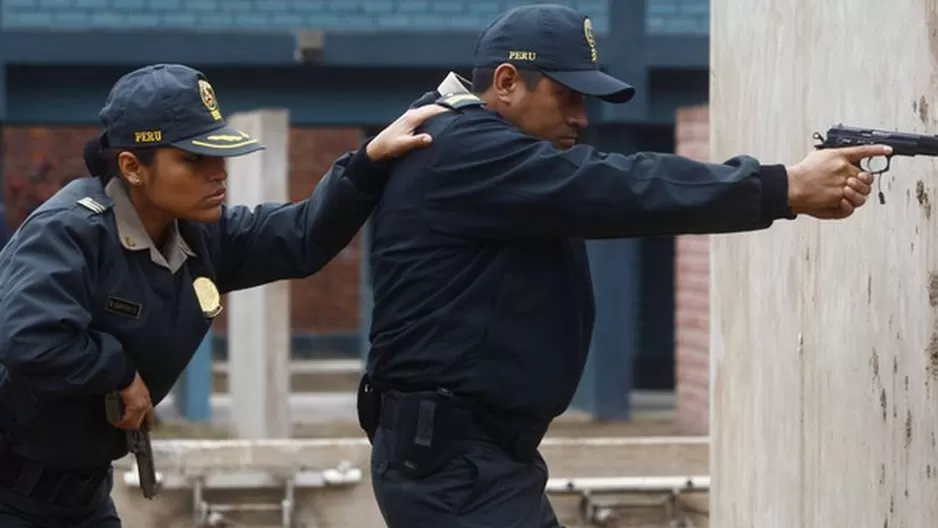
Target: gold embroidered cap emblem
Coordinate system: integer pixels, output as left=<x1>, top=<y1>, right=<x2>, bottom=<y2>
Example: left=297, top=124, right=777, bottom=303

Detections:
left=584, top=17, right=598, bottom=63
left=198, top=79, right=223, bottom=121
left=198, top=79, right=218, bottom=112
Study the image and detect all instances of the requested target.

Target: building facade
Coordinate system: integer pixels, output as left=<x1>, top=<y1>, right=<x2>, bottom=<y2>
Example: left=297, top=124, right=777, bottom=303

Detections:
left=0, top=0, right=710, bottom=423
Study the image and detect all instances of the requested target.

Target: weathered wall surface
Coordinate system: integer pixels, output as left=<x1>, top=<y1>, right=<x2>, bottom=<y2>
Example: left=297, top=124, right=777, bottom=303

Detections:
left=710, top=1, right=938, bottom=526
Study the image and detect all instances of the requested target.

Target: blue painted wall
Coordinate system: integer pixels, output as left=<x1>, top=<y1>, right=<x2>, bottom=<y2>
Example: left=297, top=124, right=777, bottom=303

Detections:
left=646, top=0, right=708, bottom=34
left=2, top=0, right=710, bottom=34
left=4, top=64, right=707, bottom=126
left=1, top=0, right=610, bottom=31
left=4, top=64, right=449, bottom=126
left=0, top=1, right=710, bottom=126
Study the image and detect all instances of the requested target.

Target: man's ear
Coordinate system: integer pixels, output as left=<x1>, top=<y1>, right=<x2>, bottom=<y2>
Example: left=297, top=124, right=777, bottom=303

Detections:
left=492, top=63, right=522, bottom=102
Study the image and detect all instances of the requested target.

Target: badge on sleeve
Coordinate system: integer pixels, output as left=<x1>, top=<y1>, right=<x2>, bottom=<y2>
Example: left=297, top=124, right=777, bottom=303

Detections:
left=192, top=277, right=223, bottom=318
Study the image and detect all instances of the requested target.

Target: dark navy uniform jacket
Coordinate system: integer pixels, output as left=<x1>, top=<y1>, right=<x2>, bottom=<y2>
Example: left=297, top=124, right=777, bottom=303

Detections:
left=366, top=88, right=794, bottom=428
left=0, top=147, right=385, bottom=469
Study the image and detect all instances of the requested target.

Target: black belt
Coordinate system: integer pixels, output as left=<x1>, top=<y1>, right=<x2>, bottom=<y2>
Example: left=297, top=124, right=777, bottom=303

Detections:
left=379, top=390, right=549, bottom=462
left=0, top=451, right=110, bottom=508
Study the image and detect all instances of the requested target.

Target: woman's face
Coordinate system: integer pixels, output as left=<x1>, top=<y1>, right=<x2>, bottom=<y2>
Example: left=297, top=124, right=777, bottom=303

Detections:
left=119, top=147, right=228, bottom=224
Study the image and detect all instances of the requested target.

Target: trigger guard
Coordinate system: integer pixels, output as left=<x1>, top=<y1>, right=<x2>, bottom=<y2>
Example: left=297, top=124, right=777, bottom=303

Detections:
left=860, top=156, right=890, bottom=175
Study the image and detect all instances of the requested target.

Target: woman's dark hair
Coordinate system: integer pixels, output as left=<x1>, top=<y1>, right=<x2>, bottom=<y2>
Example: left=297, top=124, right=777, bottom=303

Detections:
left=83, top=132, right=158, bottom=185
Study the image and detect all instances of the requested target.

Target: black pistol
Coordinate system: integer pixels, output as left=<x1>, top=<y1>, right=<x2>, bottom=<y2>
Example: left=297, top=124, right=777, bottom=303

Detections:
left=105, top=392, right=159, bottom=499
left=813, top=124, right=938, bottom=204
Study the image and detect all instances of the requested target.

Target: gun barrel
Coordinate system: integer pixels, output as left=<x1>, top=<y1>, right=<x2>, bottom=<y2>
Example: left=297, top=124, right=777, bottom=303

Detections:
left=913, top=134, right=938, bottom=156
left=129, top=428, right=159, bottom=499
left=137, top=456, right=158, bottom=499
left=826, top=125, right=938, bottom=156
left=874, top=130, right=938, bottom=156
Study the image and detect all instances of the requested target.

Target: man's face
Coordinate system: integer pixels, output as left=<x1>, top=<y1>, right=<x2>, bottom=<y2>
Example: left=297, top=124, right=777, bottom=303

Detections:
left=492, top=65, right=588, bottom=149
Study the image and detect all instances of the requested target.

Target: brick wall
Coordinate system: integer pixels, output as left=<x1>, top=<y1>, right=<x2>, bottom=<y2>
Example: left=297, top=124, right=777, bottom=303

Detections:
left=673, top=104, right=710, bottom=435
left=1, top=125, right=364, bottom=335
left=0, top=0, right=610, bottom=31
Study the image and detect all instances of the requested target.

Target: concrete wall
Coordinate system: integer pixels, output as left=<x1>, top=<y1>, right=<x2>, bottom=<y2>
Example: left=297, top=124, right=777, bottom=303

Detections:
left=710, top=0, right=938, bottom=526
left=673, top=104, right=710, bottom=435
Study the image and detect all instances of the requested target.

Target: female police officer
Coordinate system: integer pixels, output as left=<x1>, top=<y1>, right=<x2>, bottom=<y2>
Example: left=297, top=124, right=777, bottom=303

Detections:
left=0, top=63, right=445, bottom=527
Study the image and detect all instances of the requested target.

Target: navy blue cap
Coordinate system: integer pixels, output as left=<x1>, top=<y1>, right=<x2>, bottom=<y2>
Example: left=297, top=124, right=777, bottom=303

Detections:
left=474, top=4, right=635, bottom=104
left=99, top=63, right=264, bottom=157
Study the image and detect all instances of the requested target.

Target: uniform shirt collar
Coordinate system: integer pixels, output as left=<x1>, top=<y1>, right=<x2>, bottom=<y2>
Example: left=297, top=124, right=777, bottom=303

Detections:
left=436, top=71, right=472, bottom=95
left=104, top=178, right=195, bottom=273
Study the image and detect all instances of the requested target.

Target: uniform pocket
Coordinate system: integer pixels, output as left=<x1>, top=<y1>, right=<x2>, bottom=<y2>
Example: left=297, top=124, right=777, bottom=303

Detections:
left=385, top=390, right=472, bottom=478
left=375, top=451, right=481, bottom=524
left=371, top=425, right=480, bottom=525
left=370, top=426, right=391, bottom=477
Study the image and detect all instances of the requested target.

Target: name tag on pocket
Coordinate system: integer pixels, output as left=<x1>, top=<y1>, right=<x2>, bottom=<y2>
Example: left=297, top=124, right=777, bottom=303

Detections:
left=105, top=296, right=142, bottom=319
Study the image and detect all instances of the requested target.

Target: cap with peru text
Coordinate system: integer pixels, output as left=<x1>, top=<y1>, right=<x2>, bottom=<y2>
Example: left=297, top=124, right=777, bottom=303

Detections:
left=98, top=63, right=264, bottom=157
left=474, top=4, right=635, bottom=104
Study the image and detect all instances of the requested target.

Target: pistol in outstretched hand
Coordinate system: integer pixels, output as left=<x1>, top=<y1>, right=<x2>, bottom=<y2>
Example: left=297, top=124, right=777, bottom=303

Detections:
left=813, top=124, right=938, bottom=203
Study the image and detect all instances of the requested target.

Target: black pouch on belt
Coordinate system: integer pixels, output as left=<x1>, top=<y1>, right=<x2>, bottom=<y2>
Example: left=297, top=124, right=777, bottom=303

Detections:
left=385, top=389, right=472, bottom=478
left=356, top=374, right=381, bottom=444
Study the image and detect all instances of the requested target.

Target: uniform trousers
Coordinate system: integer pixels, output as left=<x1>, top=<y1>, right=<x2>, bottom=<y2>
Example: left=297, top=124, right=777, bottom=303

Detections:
left=0, top=454, right=120, bottom=528
left=371, top=423, right=564, bottom=528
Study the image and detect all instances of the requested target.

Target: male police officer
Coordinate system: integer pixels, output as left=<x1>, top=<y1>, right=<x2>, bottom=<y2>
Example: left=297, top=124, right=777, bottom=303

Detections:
left=357, top=4, right=888, bottom=527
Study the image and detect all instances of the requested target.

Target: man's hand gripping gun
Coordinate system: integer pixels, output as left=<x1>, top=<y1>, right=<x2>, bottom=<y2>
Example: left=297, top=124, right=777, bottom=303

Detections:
left=814, top=124, right=938, bottom=204
left=105, top=392, right=159, bottom=499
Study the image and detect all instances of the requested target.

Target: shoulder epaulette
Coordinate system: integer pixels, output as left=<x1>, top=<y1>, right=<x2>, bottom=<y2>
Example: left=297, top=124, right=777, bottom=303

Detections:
left=435, top=92, right=484, bottom=111
left=77, top=197, right=107, bottom=214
